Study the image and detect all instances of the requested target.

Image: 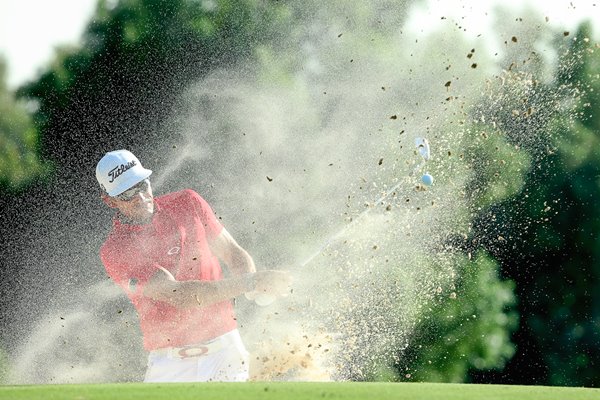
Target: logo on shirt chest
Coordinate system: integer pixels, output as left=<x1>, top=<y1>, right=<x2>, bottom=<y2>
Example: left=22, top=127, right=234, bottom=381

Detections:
left=167, top=246, right=181, bottom=255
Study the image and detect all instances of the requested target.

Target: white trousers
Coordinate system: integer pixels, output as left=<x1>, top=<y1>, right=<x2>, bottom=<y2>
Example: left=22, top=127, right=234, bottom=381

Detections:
left=144, top=329, right=249, bottom=383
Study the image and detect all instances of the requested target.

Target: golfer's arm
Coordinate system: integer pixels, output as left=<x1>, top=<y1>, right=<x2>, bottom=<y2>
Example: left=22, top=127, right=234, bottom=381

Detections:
left=209, top=228, right=257, bottom=275
left=143, top=266, right=256, bottom=309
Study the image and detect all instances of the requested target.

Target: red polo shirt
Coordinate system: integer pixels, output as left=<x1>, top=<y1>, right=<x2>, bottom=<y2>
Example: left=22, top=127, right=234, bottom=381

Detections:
left=100, top=189, right=237, bottom=351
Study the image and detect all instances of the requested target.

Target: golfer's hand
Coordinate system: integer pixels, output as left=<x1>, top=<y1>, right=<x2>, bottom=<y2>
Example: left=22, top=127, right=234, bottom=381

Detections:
left=253, top=270, right=293, bottom=297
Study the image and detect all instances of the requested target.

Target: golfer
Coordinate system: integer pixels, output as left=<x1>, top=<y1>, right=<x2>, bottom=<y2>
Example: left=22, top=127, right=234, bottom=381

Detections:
left=96, top=149, right=291, bottom=382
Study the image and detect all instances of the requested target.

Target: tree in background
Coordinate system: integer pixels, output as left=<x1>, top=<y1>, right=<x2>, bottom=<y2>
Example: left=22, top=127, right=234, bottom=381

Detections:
left=466, top=22, right=600, bottom=387
left=0, top=58, right=47, bottom=191
left=385, top=11, right=600, bottom=386
left=390, top=253, right=517, bottom=382
left=498, top=23, right=600, bottom=387
left=18, top=0, right=287, bottom=172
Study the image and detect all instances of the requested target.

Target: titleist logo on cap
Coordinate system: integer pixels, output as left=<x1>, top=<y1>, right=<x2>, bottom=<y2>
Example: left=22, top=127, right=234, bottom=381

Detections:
left=108, top=160, right=137, bottom=183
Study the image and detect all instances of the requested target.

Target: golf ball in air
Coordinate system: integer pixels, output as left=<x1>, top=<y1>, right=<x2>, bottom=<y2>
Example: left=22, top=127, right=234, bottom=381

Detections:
left=421, top=173, right=433, bottom=186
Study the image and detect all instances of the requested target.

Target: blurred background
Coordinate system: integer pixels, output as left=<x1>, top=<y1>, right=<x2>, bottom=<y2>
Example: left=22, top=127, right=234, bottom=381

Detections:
left=0, top=0, right=599, bottom=387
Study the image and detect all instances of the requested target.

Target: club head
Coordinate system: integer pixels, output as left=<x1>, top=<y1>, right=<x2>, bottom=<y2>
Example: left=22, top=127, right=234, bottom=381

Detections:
left=415, top=137, right=431, bottom=161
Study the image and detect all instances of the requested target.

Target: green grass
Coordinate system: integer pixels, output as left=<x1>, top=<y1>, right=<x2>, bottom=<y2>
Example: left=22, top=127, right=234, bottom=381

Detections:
left=1, top=382, right=599, bottom=400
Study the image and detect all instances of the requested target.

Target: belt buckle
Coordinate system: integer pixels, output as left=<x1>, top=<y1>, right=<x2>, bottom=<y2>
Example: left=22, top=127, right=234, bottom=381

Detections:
left=177, top=345, right=210, bottom=359
left=176, top=337, right=222, bottom=358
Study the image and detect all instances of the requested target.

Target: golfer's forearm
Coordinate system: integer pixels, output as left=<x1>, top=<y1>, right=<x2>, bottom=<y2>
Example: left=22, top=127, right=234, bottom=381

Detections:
left=228, top=247, right=256, bottom=275
left=210, top=228, right=256, bottom=274
left=223, top=246, right=256, bottom=275
left=172, top=274, right=256, bottom=308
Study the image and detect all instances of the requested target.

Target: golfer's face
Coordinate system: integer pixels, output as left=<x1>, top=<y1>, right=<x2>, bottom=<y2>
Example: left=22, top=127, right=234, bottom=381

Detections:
left=113, top=180, right=154, bottom=223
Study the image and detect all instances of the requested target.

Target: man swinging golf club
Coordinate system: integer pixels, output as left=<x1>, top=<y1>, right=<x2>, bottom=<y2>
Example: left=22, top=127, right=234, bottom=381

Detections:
left=96, top=149, right=291, bottom=382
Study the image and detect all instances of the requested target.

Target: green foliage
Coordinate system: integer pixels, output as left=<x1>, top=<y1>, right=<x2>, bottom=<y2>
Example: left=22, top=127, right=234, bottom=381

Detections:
left=520, top=37, right=600, bottom=385
left=254, top=0, right=421, bottom=86
left=468, top=22, right=600, bottom=386
left=462, top=124, right=532, bottom=209
left=392, top=252, right=517, bottom=382
left=18, top=0, right=290, bottom=166
left=0, top=58, right=48, bottom=191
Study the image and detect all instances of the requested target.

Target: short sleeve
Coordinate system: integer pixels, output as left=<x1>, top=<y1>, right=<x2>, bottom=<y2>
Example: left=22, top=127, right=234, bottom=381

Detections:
left=185, top=189, right=224, bottom=241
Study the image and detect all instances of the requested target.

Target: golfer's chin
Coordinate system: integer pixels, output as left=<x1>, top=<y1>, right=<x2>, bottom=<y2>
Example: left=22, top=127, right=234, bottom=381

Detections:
left=129, top=203, right=155, bottom=224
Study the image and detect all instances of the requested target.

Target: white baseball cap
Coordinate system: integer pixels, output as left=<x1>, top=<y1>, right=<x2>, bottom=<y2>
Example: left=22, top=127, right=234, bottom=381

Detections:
left=96, top=149, right=153, bottom=196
